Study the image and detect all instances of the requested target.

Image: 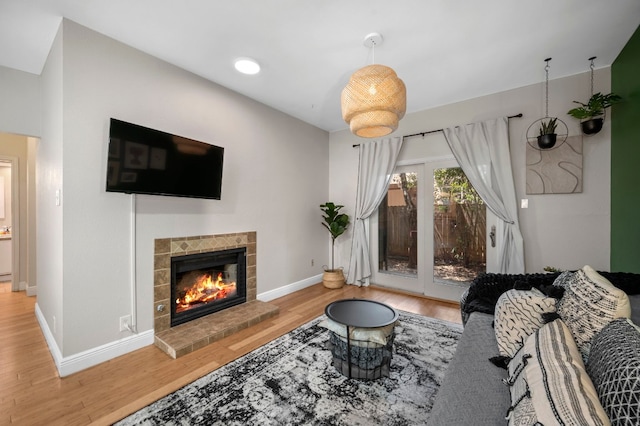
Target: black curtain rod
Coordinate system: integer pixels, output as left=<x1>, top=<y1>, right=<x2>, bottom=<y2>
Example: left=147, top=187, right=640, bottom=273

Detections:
left=403, top=113, right=523, bottom=139
left=352, top=113, right=523, bottom=147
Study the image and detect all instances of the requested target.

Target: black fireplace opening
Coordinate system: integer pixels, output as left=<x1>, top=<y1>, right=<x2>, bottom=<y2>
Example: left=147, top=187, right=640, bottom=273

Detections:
left=170, top=247, right=247, bottom=327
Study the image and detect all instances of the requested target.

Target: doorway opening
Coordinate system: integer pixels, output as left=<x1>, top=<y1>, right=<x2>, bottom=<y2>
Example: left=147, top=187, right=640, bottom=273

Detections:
left=0, top=159, right=16, bottom=290
left=378, top=171, right=418, bottom=277
left=371, top=160, right=491, bottom=302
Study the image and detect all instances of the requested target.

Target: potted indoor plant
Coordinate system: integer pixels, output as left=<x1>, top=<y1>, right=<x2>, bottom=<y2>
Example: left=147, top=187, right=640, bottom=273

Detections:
left=537, top=117, right=558, bottom=149
left=567, top=92, right=621, bottom=135
left=320, top=202, right=350, bottom=289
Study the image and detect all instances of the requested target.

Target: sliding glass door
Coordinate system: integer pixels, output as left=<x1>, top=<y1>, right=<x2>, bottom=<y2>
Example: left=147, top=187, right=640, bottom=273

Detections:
left=371, top=165, right=424, bottom=293
left=371, top=160, right=493, bottom=301
left=432, top=166, right=486, bottom=284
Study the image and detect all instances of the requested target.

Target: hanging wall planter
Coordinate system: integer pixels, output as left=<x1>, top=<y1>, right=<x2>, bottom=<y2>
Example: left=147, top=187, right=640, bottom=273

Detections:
left=567, top=57, right=621, bottom=136
left=537, top=133, right=557, bottom=149
left=526, top=59, right=568, bottom=151
left=527, top=117, right=567, bottom=150
left=537, top=117, right=558, bottom=149
left=580, top=117, right=604, bottom=135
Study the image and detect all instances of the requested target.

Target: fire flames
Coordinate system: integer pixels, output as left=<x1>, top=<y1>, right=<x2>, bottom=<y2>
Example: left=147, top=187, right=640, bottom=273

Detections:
left=175, top=273, right=237, bottom=313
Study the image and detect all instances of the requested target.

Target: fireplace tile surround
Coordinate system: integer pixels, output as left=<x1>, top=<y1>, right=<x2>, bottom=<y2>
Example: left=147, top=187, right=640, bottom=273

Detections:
left=153, top=231, right=279, bottom=358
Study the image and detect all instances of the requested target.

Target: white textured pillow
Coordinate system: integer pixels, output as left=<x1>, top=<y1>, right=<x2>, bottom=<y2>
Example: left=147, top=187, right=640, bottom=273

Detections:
left=505, top=319, right=610, bottom=426
left=557, top=265, right=631, bottom=360
left=552, top=270, right=575, bottom=288
left=318, top=318, right=395, bottom=346
left=494, top=288, right=557, bottom=358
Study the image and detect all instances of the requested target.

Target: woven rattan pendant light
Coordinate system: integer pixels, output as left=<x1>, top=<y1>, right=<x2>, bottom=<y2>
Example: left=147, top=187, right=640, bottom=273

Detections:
left=341, top=33, right=406, bottom=138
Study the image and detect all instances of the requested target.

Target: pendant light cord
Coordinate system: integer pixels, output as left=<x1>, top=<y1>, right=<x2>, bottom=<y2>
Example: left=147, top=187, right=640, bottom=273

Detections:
left=371, top=38, right=376, bottom=64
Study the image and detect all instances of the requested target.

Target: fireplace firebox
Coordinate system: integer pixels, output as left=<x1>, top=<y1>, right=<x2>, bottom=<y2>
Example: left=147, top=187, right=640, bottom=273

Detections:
left=170, top=247, right=247, bottom=327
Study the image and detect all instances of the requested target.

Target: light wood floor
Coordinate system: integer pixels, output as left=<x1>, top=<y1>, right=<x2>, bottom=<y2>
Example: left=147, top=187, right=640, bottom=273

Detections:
left=0, top=281, right=460, bottom=425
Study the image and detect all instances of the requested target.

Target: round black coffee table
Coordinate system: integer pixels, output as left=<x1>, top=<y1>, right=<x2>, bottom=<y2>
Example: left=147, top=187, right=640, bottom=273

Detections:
left=325, top=299, right=398, bottom=378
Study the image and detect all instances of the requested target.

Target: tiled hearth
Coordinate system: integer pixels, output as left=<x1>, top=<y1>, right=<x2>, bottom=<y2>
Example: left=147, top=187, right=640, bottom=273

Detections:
left=153, top=231, right=279, bottom=358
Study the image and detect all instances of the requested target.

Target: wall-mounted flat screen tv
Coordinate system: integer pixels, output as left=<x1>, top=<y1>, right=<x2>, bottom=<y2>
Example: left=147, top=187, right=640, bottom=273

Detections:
left=106, top=119, right=224, bottom=199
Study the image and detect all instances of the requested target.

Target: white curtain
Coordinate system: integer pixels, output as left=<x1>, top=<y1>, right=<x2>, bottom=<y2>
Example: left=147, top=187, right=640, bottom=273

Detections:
left=347, top=137, right=404, bottom=286
left=443, top=117, right=524, bottom=273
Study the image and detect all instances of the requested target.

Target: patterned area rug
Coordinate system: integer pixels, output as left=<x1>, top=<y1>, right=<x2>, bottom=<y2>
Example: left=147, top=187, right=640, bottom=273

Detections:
left=116, top=311, right=462, bottom=425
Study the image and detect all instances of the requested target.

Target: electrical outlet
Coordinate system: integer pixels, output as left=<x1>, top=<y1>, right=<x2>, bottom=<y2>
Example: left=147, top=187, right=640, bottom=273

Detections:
left=120, top=315, right=132, bottom=332
left=311, top=259, right=315, bottom=267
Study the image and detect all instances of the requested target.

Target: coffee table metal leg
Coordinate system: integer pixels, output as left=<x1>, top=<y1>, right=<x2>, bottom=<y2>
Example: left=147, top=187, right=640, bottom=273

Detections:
left=346, top=326, right=352, bottom=378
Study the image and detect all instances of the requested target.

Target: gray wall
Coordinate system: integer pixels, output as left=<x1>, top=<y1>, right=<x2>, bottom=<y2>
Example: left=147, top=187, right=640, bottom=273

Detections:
left=37, top=20, right=330, bottom=359
left=38, top=22, right=65, bottom=352
left=330, top=68, right=612, bottom=300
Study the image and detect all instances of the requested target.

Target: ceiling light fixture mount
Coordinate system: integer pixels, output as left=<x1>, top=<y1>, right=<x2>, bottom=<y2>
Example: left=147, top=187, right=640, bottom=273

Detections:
left=341, top=33, right=406, bottom=138
left=362, top=32, right=383, bottom=49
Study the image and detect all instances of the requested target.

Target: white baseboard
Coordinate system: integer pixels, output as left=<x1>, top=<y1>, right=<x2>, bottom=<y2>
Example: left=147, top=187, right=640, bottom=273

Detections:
left=258, top=274, right=322, bottom=302
left=26, top=285, right=36, bottom=297
left=19, top=281, right=27, bottom=291
left=31, top=275, right=321, bottom=377
left=35, top=303, right=154, bottom=377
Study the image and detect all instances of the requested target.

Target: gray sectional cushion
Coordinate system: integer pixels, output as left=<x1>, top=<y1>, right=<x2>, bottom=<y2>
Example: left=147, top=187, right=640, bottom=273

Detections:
left=429, top=312, right=509, bottom=426
left=431, top=277, right=640, bottom=426
left=630, top=294, right=640, bottom=325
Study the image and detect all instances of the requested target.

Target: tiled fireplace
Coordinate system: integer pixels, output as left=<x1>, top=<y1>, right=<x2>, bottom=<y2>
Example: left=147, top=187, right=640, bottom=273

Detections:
left=153, top=231, right=279, bottom=358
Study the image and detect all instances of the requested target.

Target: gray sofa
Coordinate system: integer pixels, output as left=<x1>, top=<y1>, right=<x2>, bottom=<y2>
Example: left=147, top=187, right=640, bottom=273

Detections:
left=429, top=271, right=640, bottom=426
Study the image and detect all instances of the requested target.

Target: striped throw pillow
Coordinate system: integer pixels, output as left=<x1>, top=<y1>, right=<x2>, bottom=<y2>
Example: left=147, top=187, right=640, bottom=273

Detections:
left=505, top=319, right=610, bottom=426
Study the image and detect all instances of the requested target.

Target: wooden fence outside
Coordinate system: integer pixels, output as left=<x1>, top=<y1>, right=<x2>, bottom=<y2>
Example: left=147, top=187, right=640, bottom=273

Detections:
left=385, top=203, right=486, bottom=265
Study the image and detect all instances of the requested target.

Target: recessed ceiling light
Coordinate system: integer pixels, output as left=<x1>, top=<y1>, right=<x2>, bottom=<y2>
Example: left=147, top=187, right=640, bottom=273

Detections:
left=234, top=57, right=261, bottom=75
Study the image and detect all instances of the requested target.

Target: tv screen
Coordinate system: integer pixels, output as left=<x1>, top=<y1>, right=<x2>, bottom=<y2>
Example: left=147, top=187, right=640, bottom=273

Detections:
left=106, top=119, right=224, bottom=199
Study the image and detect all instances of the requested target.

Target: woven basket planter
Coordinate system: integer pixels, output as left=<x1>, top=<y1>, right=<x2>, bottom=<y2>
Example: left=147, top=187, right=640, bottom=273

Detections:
left=322, top=269, right=345, bottom=289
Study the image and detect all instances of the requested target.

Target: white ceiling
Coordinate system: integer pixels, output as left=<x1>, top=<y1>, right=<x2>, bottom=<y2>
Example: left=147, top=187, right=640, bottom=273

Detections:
left=1, top=0, right=639, bottom=133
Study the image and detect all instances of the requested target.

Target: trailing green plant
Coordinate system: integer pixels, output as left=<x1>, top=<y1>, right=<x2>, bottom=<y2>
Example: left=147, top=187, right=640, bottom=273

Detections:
left=539, top=117, right=558, bottom=136
left=567, top=92, right=622, bottom=120
left=320, top=202, right=350, bottom=271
